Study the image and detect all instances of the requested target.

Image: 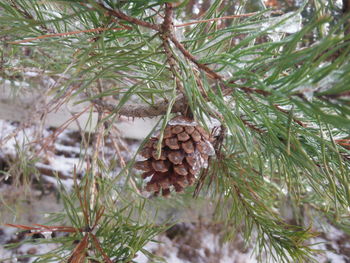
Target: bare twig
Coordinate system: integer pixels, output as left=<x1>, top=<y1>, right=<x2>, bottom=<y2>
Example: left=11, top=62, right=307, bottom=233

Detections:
left=32, top=106, right=91, bottom=153
left=107, top=123, right=142, bottom=195
left=90, top=111, right=104, bottom=209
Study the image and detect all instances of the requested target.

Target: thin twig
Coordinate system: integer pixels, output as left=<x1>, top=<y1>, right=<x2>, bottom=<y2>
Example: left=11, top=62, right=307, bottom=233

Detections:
left=240, top=116, right=266, bottom=134
left=274, top=105, right=307, bottom=127
left=238, top=86, right=271, bottom=96
left=90, top=110, right=104, bottom=210
left=316, top=90, right=350, bottom=99
left=169, top=34, right=222, bottom=80
left=34, top=106, right=91, bottom=153
left=108, top=122, right=142, bottom=195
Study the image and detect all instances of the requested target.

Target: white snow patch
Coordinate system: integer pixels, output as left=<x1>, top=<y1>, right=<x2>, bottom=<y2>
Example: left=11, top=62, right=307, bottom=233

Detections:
left=24, top=71, right=39, bottom=77
left=324, top=224, right=345, bottom=240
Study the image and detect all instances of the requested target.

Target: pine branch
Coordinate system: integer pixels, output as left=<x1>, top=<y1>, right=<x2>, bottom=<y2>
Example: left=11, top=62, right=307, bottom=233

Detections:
left=86, top=4, right=308, bottom=135
left=97, top=2, right=160, bottom=31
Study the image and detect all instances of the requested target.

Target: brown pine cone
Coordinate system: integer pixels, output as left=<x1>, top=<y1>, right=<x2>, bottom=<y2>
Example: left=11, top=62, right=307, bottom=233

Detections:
left=135, top=115, right=215, bottom=196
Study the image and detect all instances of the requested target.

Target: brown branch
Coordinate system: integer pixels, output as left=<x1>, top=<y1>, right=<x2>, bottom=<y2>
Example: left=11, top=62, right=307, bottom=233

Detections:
left=162, top=40, right=184, bottom=92
left=239, top=86, right=271, bottom=96
left=163, top=3, right=173, bottom=30
left=98, top=3, right=160, bottom=31
left=274, top=105, right=307, bottom=127
left=91, top=96, right=186, bottom=118
left=316, top=90, right=350, bottom=99
left=169, top=34, right=222, bottom=80
left=90, top=234, right=113, bottom=263
left=240, top=116, right=266, bottom=134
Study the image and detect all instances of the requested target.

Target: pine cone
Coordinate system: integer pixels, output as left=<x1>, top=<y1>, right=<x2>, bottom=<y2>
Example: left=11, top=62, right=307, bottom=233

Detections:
left=135, top=116, right=215, bottom=196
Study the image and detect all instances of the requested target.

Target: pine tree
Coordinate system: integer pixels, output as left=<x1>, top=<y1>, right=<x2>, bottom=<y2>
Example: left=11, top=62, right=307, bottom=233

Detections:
left=1, top=0, right=350, bottom=262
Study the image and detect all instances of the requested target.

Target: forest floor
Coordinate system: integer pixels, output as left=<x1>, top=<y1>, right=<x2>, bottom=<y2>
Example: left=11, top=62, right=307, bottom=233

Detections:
left=0, top=120, right=349, bottom=263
